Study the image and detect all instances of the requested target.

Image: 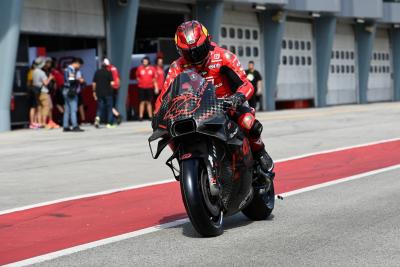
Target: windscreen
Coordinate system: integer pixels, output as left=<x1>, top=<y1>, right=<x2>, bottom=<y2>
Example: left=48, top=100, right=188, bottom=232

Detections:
left=168, top=70, right=208, bottom=98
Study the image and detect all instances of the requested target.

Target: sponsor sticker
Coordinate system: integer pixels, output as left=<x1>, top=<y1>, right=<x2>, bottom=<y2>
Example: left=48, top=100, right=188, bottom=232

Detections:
left=208, top=64, right=221, bottom=69
left=181, top=153, right=192, bottom=160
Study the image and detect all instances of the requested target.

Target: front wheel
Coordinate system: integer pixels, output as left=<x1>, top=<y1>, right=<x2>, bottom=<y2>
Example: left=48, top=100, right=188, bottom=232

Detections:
left=180, top=159, right=223, bottom=237
left=242, top=177, right=275, bottom=220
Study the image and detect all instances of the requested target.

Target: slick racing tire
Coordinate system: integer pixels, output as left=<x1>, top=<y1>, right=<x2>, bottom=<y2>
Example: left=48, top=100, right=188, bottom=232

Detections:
left=242, top=178, right=275, bottom=221
left=180, top=159, right=223, bottom=237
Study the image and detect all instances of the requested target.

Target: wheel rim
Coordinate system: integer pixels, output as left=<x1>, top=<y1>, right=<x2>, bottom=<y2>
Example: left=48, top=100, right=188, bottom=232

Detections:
left=200, top=169, right=221, bottom=218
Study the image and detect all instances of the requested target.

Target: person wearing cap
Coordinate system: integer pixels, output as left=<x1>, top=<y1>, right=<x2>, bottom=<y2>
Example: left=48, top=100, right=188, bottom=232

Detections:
left=103, top=58, right=122, bottom=124
left=136, top=56, right=158, bottom=121
left=32, top=57, right=54, bottom=129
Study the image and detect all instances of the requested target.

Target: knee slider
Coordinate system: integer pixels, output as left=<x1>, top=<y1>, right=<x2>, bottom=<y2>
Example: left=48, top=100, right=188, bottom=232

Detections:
left=249, top=120, right=263, bottom=138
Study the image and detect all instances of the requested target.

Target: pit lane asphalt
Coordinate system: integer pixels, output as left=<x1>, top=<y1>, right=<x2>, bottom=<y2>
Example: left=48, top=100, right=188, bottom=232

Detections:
left=2, top=102, right=400, bottom=266
left=34, top=168, right=400, bottom=267
left=1, top=102, right=400, bottom=210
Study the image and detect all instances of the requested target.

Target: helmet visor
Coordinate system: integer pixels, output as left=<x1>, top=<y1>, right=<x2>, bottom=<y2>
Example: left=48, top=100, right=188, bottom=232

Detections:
left=179, top=40, right=210, bottom=64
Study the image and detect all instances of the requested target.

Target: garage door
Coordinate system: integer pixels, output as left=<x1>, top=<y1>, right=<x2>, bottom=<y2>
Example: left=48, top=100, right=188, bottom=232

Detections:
left=367, top=28, right=393, bottom=102
left=277, top=21, right=315, bottom=101
left=220, top=10, right=263, bottom=75
left=327, top=23, right=357, bottom=105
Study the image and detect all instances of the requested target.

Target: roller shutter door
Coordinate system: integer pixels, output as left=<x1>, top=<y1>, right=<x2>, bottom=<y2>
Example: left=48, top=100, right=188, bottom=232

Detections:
left=220, top=11, right=263, bottom=75
left=327, top=23, right=357, bottom=105
left=367, top=28, right=393, bottom=102
left=277, top=21, right=315, bottom=101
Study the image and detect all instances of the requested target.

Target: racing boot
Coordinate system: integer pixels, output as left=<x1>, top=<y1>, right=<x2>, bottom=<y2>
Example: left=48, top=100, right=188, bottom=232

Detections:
left=256, top=149, right=274, bottom=174
left=253, top=147, right=275, bottom=195
left=246, top=119, right=275, bottom=175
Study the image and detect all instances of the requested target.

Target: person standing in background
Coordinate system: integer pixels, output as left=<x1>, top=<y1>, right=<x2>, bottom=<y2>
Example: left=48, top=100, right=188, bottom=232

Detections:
left=136, top=56, right=158, bottom=121
left=43, top=58, right=60, bottom=129
left=154, top=57, right=165, bottom=106
left=103, top=58, right=122, bottom=124
left=76, top=59, right=86, bottom=124
left=27, top=61, right=39, bottom=129
left=93, top=62, right=115, bottom=128
left=32, top=57, right=54, bottom=129
left=51, top=58, right=66, bottom=125
left=63, top=58, right=84, bottom=132
left=245, top=61, right=263, bottom=110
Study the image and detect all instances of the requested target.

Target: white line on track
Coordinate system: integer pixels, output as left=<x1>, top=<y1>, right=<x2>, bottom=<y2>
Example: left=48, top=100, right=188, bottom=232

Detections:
left=2, top=218, right=189, bottom=267
left=5, top=163, right=400, bottom=267
left=1, top=137, right=399, bottom=216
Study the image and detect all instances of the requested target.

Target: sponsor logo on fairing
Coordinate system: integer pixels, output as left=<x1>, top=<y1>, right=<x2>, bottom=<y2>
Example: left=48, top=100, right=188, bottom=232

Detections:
left=181, top=153, right=192, bottom=160
left=208, top=64, right=221, bottom=69
left=215, top=82, right=223, bottom=88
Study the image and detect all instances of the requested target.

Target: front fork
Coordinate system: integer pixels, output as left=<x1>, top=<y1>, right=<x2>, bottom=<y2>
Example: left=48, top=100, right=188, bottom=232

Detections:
left=165, top=139, right=221, bottom=197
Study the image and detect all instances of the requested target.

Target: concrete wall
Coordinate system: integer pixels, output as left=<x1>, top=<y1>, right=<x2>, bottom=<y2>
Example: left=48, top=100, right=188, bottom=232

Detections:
left=340, top=0, right=382, bottom=19
left=382, top=2, right=400, bottom=23
left=225, top=0, right=288, bottom=5
left=287, top=0, right=340, bottom=12
left=21, top=0, right=105, bottom=37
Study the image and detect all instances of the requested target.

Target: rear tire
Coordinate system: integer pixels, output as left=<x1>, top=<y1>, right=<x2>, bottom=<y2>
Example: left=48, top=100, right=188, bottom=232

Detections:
left=180, top=159, right=223, bottom=237
left=242, top=179, right=275, bottom=221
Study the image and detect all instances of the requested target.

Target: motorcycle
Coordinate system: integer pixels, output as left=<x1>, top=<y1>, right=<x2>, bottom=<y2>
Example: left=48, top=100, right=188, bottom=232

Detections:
left=149, top=70, right=275, bottom=237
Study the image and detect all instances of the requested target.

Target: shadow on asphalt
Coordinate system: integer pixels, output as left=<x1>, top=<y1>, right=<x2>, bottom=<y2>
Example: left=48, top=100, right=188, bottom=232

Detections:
left=158, top=213, right=188, bottom=225
left=162, top=213, right=275, bottom=238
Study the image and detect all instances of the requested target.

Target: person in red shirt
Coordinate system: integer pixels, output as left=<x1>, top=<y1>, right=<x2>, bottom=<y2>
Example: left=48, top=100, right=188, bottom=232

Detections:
left=104, top=58, right=122, bottom=124
left=155, top=57, right=165, bottom=97
left=155, top=21, right=274, bottom=174
left=50, top=60, right=66, bottom=124
left=136, top=56, right=158, bottom=120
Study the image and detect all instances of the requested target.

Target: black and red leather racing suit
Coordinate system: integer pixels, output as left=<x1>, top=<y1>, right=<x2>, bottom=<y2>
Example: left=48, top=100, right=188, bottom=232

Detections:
left=155, top=42, right=265, bottom=153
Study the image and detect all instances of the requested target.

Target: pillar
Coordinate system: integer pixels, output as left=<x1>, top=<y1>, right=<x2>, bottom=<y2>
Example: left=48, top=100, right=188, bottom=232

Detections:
left=195, top=0, right=224, bottom=43
left=314, top=15, right=336, bottom=107
left=260, top=10, right=287, bottom=111
left=0, top=0, right=22, bottom=132
left=106, top=0, right=140, bottom=119
left=355, top=22, right=376, bottom=104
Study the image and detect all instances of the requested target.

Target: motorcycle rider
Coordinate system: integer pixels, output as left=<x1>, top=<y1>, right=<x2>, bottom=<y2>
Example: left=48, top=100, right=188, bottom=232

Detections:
left=154, top=20, right=274, bottom=174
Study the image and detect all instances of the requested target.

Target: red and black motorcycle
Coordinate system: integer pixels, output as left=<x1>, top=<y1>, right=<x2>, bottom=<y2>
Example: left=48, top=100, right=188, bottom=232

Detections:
left=149, top=70, right=275, bottom=237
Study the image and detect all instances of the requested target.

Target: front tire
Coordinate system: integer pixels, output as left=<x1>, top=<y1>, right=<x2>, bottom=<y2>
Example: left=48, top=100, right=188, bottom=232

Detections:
left=180, top=159, right=223, bottom=237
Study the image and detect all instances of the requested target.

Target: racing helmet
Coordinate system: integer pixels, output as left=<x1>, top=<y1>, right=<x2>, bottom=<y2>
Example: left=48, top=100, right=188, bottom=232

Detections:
left=175, top=20, right=211, bottom=64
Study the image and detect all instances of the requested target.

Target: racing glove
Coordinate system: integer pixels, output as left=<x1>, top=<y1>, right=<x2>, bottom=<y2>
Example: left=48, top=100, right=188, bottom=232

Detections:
left=223, top=92, right=246, bottom=110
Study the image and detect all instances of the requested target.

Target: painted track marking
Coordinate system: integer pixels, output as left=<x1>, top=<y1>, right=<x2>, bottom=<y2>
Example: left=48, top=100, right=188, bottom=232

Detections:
left=5, top=164, right=400, bottom=267
left=1, top=137, right=399, bottom=216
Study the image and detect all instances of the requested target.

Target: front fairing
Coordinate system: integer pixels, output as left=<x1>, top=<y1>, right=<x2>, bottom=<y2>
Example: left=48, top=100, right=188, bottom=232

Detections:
left=152, top=70, right=225, bottom=132
left=149, top=70, right=239, bottom=159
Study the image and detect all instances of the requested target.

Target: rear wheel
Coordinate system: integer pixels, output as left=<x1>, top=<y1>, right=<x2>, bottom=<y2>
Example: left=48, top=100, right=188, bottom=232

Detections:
left=242, top=177, right=275, bottom=220
left=180, top=159, right=223, bottom=237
